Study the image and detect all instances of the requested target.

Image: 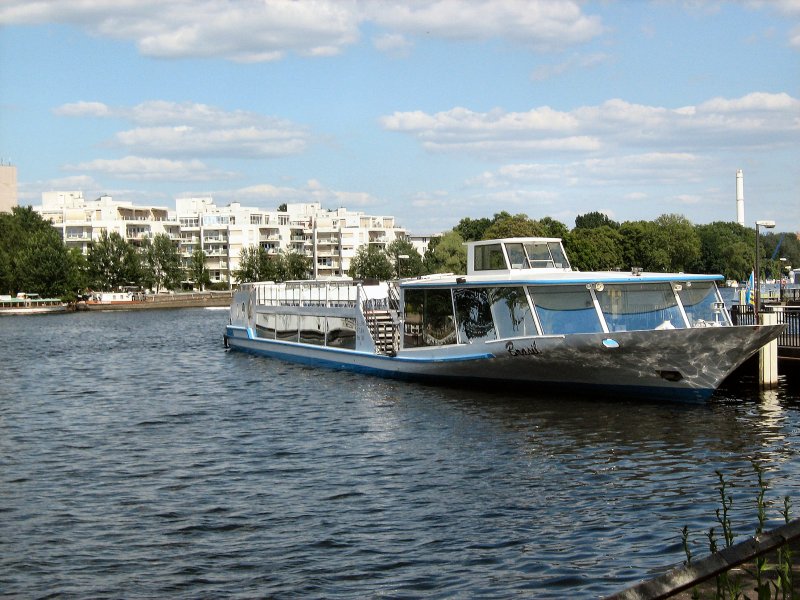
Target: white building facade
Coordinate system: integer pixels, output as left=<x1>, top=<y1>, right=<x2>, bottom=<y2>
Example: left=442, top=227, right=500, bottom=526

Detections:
left=36, top=193, right=407, bottom=287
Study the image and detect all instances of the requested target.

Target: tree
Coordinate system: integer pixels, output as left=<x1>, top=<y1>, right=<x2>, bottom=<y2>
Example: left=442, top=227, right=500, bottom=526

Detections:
left=425, top=230, right=467, bottom=274
left=762, top=231, right=800, bottom=279
left=0, top=207, right=74, bottom=297
left=653, top=213, right=701, bottom=272
left=142, top=233, right=183, bottom=293
left=574, top=211, right=619, bottom=230
left=282, top=249, right=311, bottom=281
left=87, top=231, right=142, bottom=290
left=235, top=246, right=309, bottom=283
left=692, top=222, right=753, bottom=281
left=386, top=238, right=424, bottom=278
left=619, top=220, right=670, bottom=271
left=454, top=217, right=493, bottom=242
left=538, top=216, right=569, bottom=239
left=482, top=213, right=545, bottom=239
left=188, top=248, right=211, bottom=290
left=565, top=227, right=624, bottom=271
left=348, top=245, right=394, bottom=280
left=66, top=248, right=90, bottom=298
left=235, top=246, right=275, bottom=282
left=14, top=229, right=73, bottom=297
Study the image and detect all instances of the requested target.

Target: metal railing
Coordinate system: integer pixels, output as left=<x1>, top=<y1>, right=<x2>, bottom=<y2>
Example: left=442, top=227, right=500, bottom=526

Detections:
left=730, top=305, right=800, bottom=348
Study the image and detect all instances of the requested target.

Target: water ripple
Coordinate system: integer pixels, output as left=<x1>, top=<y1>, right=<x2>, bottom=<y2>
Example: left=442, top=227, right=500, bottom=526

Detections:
left=2, top=309, right=800, bottom=598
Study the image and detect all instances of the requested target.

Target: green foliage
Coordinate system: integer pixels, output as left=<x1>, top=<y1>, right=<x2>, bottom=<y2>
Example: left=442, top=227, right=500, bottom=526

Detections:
left=0, top=207, right=75, bottom=298
left=188, top=248, right=211, bottom=290
left=618, top=215, right=700, bottom=272
left=693, top=222, right=754, bottom=282
left=482, top=212, right=546, bottom=239
left=565, top=226, right=624, bottom=271
left=454, top=217, right=493, bottom=242
left=282, top=249, right=311, bottom=281
left=348, top=245, right=394, bottom=280
left=682, top=466, right=795, bottom=600
left=386, top=238, right=424, bottom=278
left=236, top=245, right=311, bottom=283
left=424, top=230, right=467, bottom=275
left=654, top=213, right=701, bottom=272
left=87, top=231, right=142, bottom=290
left=538, top=216, right=569, bottom=239
left=142, top=233, right=183, bottom=293
left=574, top=211, right=619, bottom=230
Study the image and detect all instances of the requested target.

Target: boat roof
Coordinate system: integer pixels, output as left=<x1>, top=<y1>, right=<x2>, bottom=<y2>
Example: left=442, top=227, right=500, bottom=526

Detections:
left=400, top=270, right=723, bottom=288
left=403, top=236, right=724, bottom=288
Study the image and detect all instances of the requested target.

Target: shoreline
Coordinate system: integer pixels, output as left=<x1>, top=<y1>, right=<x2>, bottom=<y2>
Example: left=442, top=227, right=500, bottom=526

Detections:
left=76, top=291, right=233, bottom=311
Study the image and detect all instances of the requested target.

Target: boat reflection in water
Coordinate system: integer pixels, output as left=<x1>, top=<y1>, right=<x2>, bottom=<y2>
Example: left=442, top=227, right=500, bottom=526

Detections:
left=226, top=237, right=785, bottom=402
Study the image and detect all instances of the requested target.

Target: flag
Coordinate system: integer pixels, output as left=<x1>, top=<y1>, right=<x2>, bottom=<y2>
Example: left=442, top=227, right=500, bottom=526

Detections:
left=745, top=270, right=754, bottom=305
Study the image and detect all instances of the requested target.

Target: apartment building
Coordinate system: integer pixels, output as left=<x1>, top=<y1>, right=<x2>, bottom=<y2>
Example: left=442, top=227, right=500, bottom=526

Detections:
left=0, top=163, right=17, bottom=213
left=37, top=192, right=180, bottom=255
left=175, top=198, right=407, bottom=285
left=35, top=192, right=407, bottom=288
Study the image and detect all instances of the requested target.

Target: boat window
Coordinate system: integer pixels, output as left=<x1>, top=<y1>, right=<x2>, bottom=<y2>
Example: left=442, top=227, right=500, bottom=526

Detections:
left=489, top=287, right=538, bottom=338
left=276, top=314, right=298, bottom=342
left=679, top=282, right=729, bottom=326
left=474, top=244, right=507, bottom=271
left=596, top=283, right=686, bottom=332
left=299, top=315, right=326, bottom=346
left=403, top=288, right=457, bottom=347
left=524, top=242, right=554, bottom=268
left=548, top=242, right=570, bottom=270
left=454, top=289, right=496, bottom=343
left=326, top=317, right=356, bottom=349
left=256, top=314, right=276, bottom=339
left=528, top=285, right=603, bottom=335
left=505, top=243, right=527, bottom=269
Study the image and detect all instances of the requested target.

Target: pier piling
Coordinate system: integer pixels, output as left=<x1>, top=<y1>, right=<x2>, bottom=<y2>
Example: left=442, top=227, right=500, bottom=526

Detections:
left=759, top=311, right=779, bottom=387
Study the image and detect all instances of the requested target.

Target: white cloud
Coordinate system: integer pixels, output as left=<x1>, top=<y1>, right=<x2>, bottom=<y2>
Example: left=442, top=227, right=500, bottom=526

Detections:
left=65, top=155, right=234, bottom=181
left=226, top=180, right=380, bottom=209
left=53, top=101, right=112, bottom=118
left=469, top=152, right=710, bottom=191
left=55, top=100, right=311, bottom=159
left=382, top=93, right=800, bottom=159
left=372, top=33, right=413, bottom=56
left=364, top=0, right=603, bottom=51
left=0, top=0, right=603, bottom=61
left=531, top=52, right=610, bottom=81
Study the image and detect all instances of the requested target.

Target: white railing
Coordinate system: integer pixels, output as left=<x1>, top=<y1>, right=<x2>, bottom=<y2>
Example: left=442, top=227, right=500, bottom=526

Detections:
left=252, top=280, right=358, bottom=308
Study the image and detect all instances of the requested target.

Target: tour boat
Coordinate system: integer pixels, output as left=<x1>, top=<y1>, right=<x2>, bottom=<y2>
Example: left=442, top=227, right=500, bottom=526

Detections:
left=0, top=293, right=67, bottom=315
left=225, top=237, right=784, bottom=401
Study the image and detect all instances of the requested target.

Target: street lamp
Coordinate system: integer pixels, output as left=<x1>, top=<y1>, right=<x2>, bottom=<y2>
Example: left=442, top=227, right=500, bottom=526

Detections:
left=780, top=257, right=787, bottom=302
left=754, top=219, right=776, bottom=321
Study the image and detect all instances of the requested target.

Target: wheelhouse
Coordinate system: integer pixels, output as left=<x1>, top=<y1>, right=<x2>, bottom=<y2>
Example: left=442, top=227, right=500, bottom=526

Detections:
left=401, top=238, right=729, bottom=349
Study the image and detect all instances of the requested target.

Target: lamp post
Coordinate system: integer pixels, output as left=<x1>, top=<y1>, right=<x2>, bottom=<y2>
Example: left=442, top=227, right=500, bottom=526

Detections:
left=754, top=220, right=775, bottom=322
left=780, top=257, right=787, bottom=302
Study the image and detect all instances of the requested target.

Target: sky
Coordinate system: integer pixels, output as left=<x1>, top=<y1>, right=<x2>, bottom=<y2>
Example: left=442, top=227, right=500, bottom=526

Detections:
left=1, top=0, right=798, bottom=236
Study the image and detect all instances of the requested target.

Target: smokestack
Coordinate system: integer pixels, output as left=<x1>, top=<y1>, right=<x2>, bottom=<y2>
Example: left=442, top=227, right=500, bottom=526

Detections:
left=736, top=169, right=744, bottom=226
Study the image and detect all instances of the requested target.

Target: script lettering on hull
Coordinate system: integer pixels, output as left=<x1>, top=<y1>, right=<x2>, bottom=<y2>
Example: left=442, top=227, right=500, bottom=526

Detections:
left=505, top=341, right=542, bottom=357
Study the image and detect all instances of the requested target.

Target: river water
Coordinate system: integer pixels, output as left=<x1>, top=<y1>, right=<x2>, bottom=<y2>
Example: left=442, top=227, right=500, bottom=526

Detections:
left=2, top=308, right=800, bottom=599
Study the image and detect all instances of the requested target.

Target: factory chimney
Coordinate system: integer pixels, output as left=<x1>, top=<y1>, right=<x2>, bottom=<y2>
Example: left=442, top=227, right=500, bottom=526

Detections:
left=736, top=169, right=744, bottom=226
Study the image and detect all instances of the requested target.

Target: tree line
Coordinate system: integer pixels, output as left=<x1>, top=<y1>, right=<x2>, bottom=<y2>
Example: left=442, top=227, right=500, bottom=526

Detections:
left=346, top=211, right=799, bottom=283
left=1, top=206, right=797, bottom=301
